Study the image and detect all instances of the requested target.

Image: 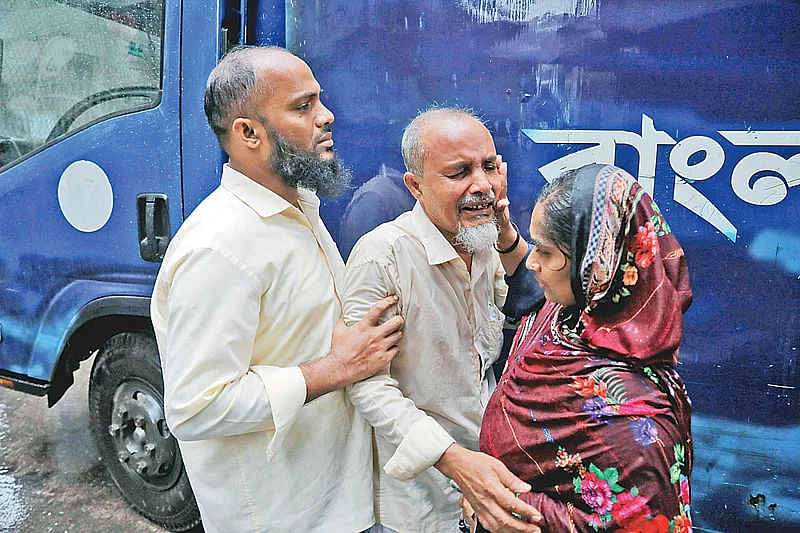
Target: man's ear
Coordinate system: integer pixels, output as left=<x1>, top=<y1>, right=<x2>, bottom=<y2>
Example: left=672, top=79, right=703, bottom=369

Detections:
left=230, top=117, right=263, bottom=150
left=403, top=171, right=423, bottom=200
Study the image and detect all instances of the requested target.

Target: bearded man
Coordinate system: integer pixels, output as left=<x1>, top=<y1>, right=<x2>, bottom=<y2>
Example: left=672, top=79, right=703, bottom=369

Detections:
left=343, top=108, right=544, bottom=533
left=151, top=46, right=404, bottom=532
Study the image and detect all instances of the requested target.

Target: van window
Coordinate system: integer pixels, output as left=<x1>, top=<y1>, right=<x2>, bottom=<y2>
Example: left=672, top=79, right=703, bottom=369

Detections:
left=0, top=0, right=165, bottom=169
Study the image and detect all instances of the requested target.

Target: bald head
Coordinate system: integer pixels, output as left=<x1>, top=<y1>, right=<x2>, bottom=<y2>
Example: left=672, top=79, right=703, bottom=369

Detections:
left=401, top=107, right=484, bottom=176
left=204, top=46, right=300, bottom=145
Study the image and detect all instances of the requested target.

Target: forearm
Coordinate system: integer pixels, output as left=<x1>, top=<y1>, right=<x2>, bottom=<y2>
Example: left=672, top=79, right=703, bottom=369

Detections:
left=165, top=369, right=276, bottom=441
left=164, top=367, right=305, bottom=441
left=300, top=354, right=348, bottom=402
left=496, top=223, right=529, bottom=277
left=348, top=374, right=454, bottom=480
left=502, top=245, right=544, bottom=319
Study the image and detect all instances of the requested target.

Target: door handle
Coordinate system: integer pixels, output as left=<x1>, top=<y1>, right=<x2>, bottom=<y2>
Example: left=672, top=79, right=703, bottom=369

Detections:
left=137, top=193, right=170, bottom=262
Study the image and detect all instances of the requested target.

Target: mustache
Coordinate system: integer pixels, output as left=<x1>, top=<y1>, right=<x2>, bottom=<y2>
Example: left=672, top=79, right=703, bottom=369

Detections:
left=458, top=191, right=496, bottom=209
left=268, top=126, right=352, bottom=198
left=311, top=125, right=331, bottom=144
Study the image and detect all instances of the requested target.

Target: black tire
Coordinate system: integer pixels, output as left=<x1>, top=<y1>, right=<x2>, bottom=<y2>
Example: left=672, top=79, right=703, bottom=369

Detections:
left=89, top=332, right=201, bottom=532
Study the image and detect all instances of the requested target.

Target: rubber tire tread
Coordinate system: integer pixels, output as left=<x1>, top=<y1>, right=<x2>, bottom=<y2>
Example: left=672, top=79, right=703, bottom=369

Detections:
left=88, top=332, right=201, bottom=532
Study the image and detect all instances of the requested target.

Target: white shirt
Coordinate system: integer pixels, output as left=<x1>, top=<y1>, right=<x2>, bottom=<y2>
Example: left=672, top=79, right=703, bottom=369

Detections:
left=151, top=164, right=373, bottom=533
left=343, top=202, right=507, bottom=533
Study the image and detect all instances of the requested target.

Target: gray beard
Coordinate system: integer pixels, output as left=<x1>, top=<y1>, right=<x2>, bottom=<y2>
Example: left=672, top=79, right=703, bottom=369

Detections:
left=453, top=219, right=499, bottom=255
left=269, top=128, right=352, bottom=198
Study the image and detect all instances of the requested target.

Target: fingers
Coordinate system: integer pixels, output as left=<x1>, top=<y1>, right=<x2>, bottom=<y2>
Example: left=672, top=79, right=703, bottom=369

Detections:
left=461, top=495, right=474, bottom=516
left=364, top=294, right=399, bottom=324
left=331, top=318, right=348, bottom=338
left=473, top=500, right=541, bottom=533
left=505, top=495, right=542, bottom=525
left=461, top=497, right=477, bottom=533
left=378, top=314, right=404, bottom=335
left=495, top=154, right=508, bottom=197
left=496, top=464, right=532, bottom=495
left=383, top=329, right=403, bottom=347
left=495, top=198, right=511, bottom=224
left=492, top=469, right=541, bottom=525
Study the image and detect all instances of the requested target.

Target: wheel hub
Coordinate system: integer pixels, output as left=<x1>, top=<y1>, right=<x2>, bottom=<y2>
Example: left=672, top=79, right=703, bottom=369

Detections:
left=108, top=380, right=180, bottom=490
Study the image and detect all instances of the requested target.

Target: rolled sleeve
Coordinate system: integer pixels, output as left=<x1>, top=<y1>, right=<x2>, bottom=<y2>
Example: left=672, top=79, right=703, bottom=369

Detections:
left=347, top=372, right=454, bottom=481
left=251, top=365, right=307, bottom=459
left=383, top=417, right=455, bottom=481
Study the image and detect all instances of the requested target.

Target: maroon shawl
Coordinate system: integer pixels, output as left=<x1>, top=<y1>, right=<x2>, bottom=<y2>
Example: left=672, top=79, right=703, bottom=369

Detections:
left=480, top=165, right=693, bottom=532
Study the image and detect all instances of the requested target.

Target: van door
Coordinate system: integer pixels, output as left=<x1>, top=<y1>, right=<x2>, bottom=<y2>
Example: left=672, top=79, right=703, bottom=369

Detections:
left=0, top=0, right=182, bottom=382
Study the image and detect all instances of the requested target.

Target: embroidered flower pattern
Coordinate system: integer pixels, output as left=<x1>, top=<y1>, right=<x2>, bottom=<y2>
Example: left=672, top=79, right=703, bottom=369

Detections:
left=622, top=265, right=639, bottom=286
left=630, top=418, right=658, bottom=447
left=668, top=449, right=693, bottom=533
left=565, top=369, right=692, bottom=532
left=612, top=220, right=661, bottom=303
left=680, top=476, right=690, bottom=505
left=650, top=201, right=672, bottom=236
left=581, top=471, right=615, bottom=514
left=670, top=443, right=686, bottom=484
left=576, top=371, right=661, bottom=424
left=573, top=376, right=608, bottom=398
left=555, top=446, right=586, bottom=477
left=562, top=436, right=691, bottom=532
left=672, top=514, right=692, bottom=533
left=583, top=397, right=615, bottom=424
left=630, top=222, right=660, bottom=268
left=617, top=513, right=671, bottom=533
left=611, top=490, right=650, bottom=524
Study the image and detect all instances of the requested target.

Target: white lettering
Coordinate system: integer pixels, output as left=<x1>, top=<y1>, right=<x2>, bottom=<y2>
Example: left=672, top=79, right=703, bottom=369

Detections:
left=523, top=117, right=800, bottom=243
left=669, top=136, right=737, bottom=241
left=523, top=114, right=676, bottom=196
left=729, top=152, right=800, bottom=206
left=718, top=131, right=800, bottom=206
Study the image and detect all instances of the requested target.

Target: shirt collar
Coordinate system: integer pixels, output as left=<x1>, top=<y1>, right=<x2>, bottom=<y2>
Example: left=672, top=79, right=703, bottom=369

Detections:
left=220, top=164, right=320, bottom=220
left=410, top=202, right=459, bottom=265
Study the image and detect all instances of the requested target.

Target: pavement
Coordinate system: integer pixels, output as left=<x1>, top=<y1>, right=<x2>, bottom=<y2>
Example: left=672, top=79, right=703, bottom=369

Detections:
left=0, top=357, right=169, bottom=533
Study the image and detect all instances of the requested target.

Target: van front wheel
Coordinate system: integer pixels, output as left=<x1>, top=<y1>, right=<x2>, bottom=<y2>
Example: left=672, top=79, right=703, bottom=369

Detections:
left=89, top=332, right=201, bottom=532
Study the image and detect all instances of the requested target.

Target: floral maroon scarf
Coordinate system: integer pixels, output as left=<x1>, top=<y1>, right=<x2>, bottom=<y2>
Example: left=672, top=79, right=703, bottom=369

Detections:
left=480, top=165, right=693, bottom=532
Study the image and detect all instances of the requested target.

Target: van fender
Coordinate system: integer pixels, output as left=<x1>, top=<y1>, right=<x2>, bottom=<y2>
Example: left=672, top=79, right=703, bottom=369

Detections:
left=27, top=279, right=154, bottom=405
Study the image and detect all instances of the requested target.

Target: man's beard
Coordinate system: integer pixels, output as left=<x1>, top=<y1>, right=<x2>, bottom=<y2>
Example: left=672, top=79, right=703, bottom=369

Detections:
left=452, top=192, right=499, bottom=254
left=268, top=127, right=352, bottom=198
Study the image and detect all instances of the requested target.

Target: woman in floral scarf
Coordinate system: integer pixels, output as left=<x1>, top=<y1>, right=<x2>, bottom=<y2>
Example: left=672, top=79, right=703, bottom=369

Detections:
left=476, top=164, right=693, bottom=532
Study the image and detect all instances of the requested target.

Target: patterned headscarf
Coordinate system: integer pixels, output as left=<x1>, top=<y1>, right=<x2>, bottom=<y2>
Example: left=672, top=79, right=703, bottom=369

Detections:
left=479, top=165, right=695, bottom=531
left=559, top=164, right=692, bottom=366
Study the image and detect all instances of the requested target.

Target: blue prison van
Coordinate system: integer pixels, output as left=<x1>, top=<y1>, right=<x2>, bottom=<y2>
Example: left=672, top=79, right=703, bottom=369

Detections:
left=0, top=0, right=798, bottom=530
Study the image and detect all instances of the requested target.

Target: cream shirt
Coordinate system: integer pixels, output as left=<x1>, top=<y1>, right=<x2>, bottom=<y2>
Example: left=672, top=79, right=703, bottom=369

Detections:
left=343, top=202, right=507, bottom=533
left=151, top=165, right=372, bottom=533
